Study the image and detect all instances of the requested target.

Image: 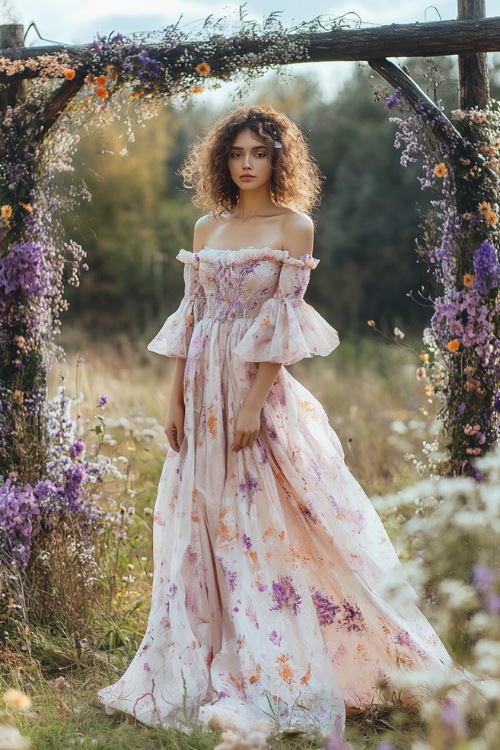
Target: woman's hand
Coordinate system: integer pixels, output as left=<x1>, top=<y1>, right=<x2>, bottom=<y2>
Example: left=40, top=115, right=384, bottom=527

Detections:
left=231, top=402, right=261, bottom=451
left=165, top=400, right=185, bottom=452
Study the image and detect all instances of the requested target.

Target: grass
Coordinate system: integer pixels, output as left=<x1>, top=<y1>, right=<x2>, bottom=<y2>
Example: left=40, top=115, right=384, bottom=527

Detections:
left=2, top=331, right=438, bottom=749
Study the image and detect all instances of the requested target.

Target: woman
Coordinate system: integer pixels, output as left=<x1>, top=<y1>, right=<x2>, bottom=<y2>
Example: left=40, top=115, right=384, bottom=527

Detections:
left=98, top=105, right=460, bottom=737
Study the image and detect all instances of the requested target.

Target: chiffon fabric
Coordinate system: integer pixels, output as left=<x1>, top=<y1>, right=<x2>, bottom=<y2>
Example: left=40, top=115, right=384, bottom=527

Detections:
left=98, top=246, right=457, bottom=736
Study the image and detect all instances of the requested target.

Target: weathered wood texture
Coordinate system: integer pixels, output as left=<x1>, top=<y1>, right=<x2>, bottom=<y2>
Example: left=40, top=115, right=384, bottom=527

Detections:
left=0, top=17, right=499, bottom=84
left=0, top=25, right=24, bottom=107
left=458, top=0, right=490, bottom=109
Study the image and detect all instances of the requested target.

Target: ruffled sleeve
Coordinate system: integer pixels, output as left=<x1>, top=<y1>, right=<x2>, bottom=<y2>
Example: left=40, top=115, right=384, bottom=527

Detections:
left=232, top=253, right=340, bottom=366
left=147, top=249, right=206, bottom=358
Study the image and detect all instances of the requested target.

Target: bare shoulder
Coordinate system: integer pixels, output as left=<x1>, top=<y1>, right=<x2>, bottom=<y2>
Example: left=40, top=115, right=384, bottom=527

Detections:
left=193, top=213, right=215, bottom=252
left=281, top=211, right=314, bottom=259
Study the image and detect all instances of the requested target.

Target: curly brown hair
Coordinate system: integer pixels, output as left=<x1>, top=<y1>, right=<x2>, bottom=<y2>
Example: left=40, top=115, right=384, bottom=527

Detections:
left=180, top=105, right=323, bottom=217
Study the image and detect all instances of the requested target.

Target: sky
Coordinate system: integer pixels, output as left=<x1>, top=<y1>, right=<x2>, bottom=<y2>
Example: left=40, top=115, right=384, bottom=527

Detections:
left=1, top=0, right=497, bottom=98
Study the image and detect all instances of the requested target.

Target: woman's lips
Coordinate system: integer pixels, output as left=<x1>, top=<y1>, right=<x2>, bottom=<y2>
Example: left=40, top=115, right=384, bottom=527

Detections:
left=239, top=175, right=255, bottom=180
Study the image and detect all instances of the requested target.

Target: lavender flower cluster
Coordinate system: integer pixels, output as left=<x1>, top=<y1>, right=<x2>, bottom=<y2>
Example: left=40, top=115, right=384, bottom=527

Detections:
left=0, top=389, right=106, bottom=566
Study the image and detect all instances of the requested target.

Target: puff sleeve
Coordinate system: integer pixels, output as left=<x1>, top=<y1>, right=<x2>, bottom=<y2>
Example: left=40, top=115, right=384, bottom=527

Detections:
left=147, top=249, right=206, bottom=358
left=232, top=253, right=340, bottom=366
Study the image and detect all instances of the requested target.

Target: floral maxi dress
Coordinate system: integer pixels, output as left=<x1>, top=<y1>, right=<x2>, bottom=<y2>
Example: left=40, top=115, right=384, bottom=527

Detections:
left=98, top=246, right=456, bottom=736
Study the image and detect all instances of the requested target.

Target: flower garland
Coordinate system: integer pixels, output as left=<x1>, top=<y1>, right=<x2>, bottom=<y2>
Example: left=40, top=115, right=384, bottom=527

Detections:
left=387, top=95, right=500, bottom=476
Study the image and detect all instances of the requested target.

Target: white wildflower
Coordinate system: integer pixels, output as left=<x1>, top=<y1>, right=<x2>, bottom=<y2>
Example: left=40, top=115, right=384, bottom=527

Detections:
left=438, top=580, right=478, bottom=610
left=0, top=725, right=31, bottom=749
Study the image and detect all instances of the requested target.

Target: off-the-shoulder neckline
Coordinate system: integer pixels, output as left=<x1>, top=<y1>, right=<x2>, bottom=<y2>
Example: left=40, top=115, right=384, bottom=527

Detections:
left=176, top=246, right=319, bottom=268
left=201, top=245, right=284, bottom=254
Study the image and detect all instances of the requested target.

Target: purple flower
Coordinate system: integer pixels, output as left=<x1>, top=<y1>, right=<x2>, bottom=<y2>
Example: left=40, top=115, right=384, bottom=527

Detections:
left=270, top=576, right=302, bottom=615
left=472, top=564, right=495, bottom=594
left=339, top=600, right=365, bottom=632
left=222, top=563, right=237, bottom=592
left=473, top=240, right=499, bottom=296
left=385, top=89, right=404, bottom=112
left=242, top=533, right=252, bottom=550
left=269, top=630, right=282, bottom=646
left=70, top=440, right=85, bottom=459
left=97, top=395, right=108, bottom=408
left=325, top=716, right=350, bottom=749
left=0, top=240, right=51, bottom=298
left=312, top=590, right=340, bottom=626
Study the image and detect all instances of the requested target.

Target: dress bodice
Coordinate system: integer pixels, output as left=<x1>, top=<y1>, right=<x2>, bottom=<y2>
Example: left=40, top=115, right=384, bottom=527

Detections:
left=147, top=245, right=340, bottom=366
left=196, top=247, right=293, bottom=321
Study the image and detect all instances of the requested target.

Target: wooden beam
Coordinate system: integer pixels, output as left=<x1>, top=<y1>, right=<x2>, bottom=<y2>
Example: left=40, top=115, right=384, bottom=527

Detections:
left=0, top=25, right=24, bottom=106
left=458, top=0, right=490, bottom=109
left=0, top=17, right=500, bottom=83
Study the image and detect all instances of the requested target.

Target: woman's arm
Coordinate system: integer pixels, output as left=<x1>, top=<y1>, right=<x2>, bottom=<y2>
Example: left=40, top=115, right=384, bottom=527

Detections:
left=165, top=358, right=186, bottom=451
left=231, top=212, right=314, bottom=452
left=165, top=218, right=212, bottom=451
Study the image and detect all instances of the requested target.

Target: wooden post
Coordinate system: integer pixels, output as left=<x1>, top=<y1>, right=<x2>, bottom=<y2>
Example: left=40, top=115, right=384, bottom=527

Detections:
left=458, top=0, right=490, bottom=108
left=0, top=25, right=25, bottom=109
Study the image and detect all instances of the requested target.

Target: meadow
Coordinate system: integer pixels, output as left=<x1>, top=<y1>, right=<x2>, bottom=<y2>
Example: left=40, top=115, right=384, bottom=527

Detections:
left=1, top=332, right=497, bottom=750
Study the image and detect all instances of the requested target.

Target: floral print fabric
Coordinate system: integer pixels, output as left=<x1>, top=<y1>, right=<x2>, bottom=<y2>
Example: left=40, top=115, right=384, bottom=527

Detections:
left=98, top=246, right=456, bottom=736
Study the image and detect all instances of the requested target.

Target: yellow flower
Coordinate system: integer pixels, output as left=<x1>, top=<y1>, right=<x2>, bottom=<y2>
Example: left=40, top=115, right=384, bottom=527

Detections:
left=434, top=163, right=447, bottom=178
left=95, top=75, right=107, bottom=87
left=425, top=384, right=433, bottom=396
left=447, top=339, right=460, bottom=353
left=1, top=204, right=12, bottom=220
left=3, top=688, right=32, bottom=712
left=463, top=273, right=474, bottom=288
left=486, top=210, right=498, bottom=226
left=195, top=62, right=211, bottom=77
left=63, top=68, right=75, bottom=80
left=420, top=353, right=429, bottom=363
left=367, top=320, right=375, bottom=328
left=191, top=85, right=204, bottom=95
left=95, top=86, right=109, bottom=100
left=19, top=202, right=33, bottom=213
left=478, top=201, right=491, bottom=216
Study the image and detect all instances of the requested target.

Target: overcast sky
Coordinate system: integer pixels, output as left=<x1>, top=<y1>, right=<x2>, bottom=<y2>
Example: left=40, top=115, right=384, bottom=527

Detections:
left=2, top=0, right=497, bottom=97
left=6, top=1, right=470, bottom=46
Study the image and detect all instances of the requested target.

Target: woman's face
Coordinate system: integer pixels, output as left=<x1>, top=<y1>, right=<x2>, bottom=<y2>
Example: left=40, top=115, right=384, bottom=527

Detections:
left=228, top=128, right=273, bottom=193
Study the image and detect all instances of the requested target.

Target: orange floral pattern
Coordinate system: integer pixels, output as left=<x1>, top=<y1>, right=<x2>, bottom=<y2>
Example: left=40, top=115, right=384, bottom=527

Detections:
left=100, top=247, right=462, bottom=736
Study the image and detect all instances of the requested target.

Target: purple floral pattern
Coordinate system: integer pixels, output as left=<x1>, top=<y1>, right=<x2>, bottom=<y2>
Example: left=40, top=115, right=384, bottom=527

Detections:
left=99, top=247, right=460, bottom=735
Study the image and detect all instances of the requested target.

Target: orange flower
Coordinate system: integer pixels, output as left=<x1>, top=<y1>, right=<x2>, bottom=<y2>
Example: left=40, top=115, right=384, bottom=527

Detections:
left=425, top=384, right=433, bottom=396
left=130, top=89, right=143, bottom=99
left=478, top=201, right=492, bottom=216
left=420, top=353, right=429, bottom=363
left=195, top=62, right=211, bottom=77
left=447, top=339, right=460, bottom=353
left=434, top=163, right=447, bottom=178
left=463, top=273, right=474, bottom=287
left=191, top=85, right=204, bottom=95
left=95, top=86, right=109, bottom=100
left=367, top=320, right=375, bottom=328
left=95, top=75, right=107, bottom=87
left=486, top=210, right=498, bottom=226
left=64, top=68, right=76, bottom=80
left=1, top=204, right=12, bottom=220
left=19, top=202, right=33, bottom=213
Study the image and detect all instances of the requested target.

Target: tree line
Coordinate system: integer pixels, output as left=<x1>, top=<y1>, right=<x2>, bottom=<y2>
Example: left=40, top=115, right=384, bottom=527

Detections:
left=61, top=58, right=500, bottom=343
